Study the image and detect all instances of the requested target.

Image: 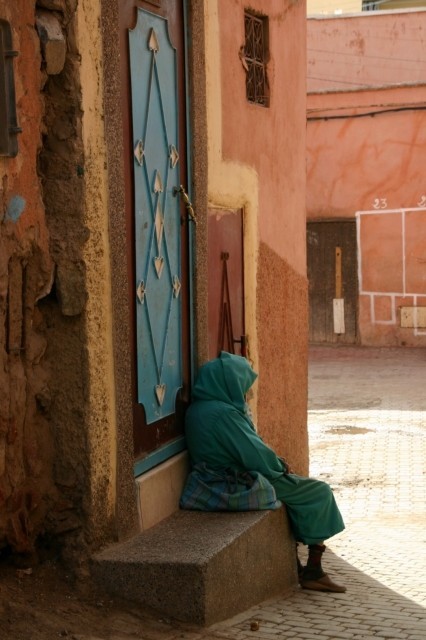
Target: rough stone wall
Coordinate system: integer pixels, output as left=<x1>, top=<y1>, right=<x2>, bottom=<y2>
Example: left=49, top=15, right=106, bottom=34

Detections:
left=257, top=242, right=309, bottom=477
left=0, top=0, right=54, bottom=553
left=0, top=0, right=90, bottom=558
left=37, top=0, right=91, bottom=561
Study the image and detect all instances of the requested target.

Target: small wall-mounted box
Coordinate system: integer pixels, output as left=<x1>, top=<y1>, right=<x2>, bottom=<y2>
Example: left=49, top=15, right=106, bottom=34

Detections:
left=0, top=19, right=21, bottom=157
left=400, top=307, right=426, bottom=328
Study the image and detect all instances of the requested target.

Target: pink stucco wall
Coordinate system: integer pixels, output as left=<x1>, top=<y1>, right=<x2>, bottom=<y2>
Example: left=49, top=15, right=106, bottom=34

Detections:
left=308, top=11, right=426, bottom=92
left=357, top=209, right=426, bottom=346
left=218, top=0, right=309, bottom=472
left=220, top=0, right=307, bottom=274
left=307, top=86, right=426, bottom=218
left=306, top=13, right=426, bottom=347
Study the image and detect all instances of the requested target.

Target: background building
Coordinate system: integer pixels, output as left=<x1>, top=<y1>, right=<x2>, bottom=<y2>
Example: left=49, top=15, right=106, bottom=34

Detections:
left=306, top=10, right=426, bottom=346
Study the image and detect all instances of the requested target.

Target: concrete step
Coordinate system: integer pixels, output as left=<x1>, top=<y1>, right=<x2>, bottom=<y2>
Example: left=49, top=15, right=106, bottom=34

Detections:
left=92, top=508, right=297, bottom=626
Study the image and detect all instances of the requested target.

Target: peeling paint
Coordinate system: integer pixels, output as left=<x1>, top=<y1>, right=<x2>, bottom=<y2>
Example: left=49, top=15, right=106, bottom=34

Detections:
left=5, top=195, right=26, bottom=222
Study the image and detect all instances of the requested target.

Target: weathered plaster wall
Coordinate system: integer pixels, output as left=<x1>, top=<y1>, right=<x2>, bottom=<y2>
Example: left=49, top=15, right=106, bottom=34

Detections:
left=39, top=0, right=118, bottom=554
left=0, top=0, right=121, bottom=559
left=208, top=0, right=308, bottom=470
left=307, top=11, right=426, bottom=92
left=75, top=0, right=118, bottom=550
left=307, top=87, right=426, bottom=218
left=257, top=244, right=309, bottom=475
left=39, top=0, right=123, bottom=556
left=220, top=0, right=307, bottom=274
left=37, top=0, right=96, bottom=563
left=0, top=0, right=55, bottom=553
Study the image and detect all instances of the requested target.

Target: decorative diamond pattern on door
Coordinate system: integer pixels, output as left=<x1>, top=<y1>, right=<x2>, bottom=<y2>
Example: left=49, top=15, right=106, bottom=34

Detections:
left=129, top=9, right=182, bottom=424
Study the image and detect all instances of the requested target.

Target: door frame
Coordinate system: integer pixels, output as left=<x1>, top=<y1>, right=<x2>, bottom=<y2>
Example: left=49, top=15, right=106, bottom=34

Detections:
left=126, top=3, right=193, bottom=475
left=100, top=0, right=208, bottom=537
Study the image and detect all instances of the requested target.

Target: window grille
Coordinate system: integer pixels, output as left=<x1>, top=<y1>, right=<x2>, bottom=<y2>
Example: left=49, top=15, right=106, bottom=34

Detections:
left=244, top=12, right=269, bottom=107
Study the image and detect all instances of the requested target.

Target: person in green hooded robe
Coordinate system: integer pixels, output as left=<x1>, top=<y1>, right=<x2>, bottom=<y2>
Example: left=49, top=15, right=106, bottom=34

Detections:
left=183, top=351, right=346, bottom=593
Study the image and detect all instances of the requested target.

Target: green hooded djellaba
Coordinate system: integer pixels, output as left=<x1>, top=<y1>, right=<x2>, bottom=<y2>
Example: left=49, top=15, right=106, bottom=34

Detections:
left=184, top=351, right=345, bottom=546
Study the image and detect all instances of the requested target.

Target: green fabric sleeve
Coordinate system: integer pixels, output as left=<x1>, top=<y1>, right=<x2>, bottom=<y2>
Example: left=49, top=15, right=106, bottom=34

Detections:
left=215, top=409, right=286, bottom=481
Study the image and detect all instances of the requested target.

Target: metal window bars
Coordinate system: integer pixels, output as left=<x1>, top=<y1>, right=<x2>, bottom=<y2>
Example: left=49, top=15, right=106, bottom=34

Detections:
left=244, top=12, right=269, bottom=107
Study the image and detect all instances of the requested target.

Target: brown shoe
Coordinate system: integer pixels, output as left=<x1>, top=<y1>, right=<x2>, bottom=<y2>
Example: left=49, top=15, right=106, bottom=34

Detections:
left=300, top=574, right=347, bottom=593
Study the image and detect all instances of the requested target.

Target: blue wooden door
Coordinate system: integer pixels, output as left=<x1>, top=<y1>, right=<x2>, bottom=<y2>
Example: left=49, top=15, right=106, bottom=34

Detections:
left=122, top=2, right=191, bottom=469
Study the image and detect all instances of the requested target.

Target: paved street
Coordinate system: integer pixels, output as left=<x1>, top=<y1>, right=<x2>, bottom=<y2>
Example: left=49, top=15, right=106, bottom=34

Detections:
left=206, top=346, right=426, bottom=640
left=4, top=346, right=424, bottom=640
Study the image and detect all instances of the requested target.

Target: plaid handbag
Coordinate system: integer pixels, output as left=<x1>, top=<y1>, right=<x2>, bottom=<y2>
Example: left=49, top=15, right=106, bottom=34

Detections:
left=180, top=463, right=282, bottom=512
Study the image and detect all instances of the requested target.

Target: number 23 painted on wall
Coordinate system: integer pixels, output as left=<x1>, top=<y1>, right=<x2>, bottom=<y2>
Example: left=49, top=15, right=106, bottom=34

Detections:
left=372, top=196, right=426, bottom=209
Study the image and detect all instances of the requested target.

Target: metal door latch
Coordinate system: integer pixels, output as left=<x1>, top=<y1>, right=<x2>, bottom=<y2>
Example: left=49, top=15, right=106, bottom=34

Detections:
left=173, top=185, right=197, bottom=225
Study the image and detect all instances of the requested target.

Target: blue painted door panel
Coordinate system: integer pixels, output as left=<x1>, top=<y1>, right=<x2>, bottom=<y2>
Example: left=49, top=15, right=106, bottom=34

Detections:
left=129, top=9, right=183, bottom=425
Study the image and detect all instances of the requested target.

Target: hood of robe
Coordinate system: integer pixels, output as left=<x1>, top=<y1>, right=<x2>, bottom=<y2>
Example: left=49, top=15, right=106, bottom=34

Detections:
left=191, top=351, right=258, bottom=412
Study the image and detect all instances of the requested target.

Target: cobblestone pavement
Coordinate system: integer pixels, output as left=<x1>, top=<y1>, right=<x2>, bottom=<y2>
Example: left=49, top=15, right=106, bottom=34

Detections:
left=206, top=346, right=426, bottom=640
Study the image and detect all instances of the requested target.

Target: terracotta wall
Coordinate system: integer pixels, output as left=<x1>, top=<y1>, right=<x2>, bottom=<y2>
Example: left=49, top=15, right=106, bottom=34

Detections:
left=217, top=0, right=309, bottom=473
left=307, top=13, right=426, bottom=347
left=0, top=1, right=55, bottom=553
left=220, top=0, right=307, bottom=270
left=308, top=11, right=426, bottom=92
left=257, top=245, right=309, bottom=475
left=307, top=86, right=426, bottom=218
